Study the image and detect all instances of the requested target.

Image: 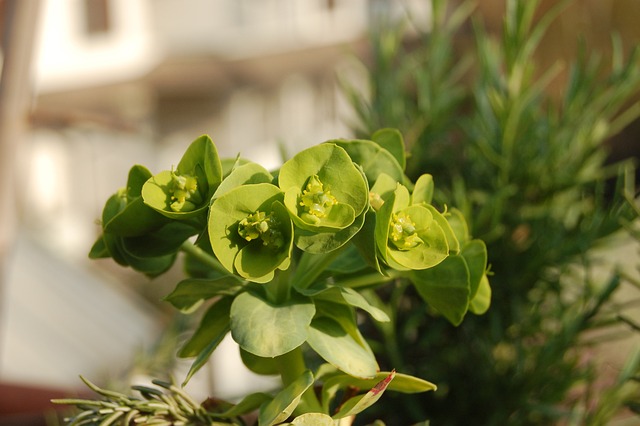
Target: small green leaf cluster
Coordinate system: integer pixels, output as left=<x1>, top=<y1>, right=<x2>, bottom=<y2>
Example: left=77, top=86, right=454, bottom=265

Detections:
left=88, top=129, right=491, bottom=422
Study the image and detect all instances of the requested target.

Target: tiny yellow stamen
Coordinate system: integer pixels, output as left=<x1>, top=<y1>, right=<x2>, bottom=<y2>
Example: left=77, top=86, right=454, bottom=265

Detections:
left=169, top=170, right=200, bottom=212
left=238, top=211, right=284, bottom=250
left=389, top=212, right=423, bottom=250
left=299, top=175, right=337, bottom=223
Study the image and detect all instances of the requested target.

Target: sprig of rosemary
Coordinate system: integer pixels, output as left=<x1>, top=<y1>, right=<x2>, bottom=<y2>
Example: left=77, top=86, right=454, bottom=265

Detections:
left=53, top=376, right=242, bottom=426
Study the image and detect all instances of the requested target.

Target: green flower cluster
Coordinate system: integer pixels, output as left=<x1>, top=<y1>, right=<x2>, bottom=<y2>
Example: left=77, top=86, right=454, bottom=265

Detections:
left=89, top=129, right=491, bottom=423
left=89, top=135, right=222, bottom=276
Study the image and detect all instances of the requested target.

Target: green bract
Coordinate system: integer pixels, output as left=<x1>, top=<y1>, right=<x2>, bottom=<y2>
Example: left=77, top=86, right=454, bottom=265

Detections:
left=89, top=164, right=194, bottom=277
left=212, top=160, right=273, bottom=200
left=102, top=165, right=168, bottom=237
left=279, top=144, right=368, bottom=231
left=278, top=143, right=369, bottom=253
left=330, top=137, right=405, bottom=187
left=373, top=181, right=449, bottom=271
left=209, top=183, right=293, bottom=283
left=142, top=135, right=223, bottom=220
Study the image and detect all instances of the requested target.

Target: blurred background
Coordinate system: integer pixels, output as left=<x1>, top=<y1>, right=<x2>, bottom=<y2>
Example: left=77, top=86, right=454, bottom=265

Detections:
left=0, top=0, right=431, bottom=423
left=0, top=0, right=639, bottom=424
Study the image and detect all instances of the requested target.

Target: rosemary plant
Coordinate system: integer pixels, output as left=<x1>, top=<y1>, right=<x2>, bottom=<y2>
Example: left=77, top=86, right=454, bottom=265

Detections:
left=347, top=0, right=640, bottom=424
left=54, top=376, right=242, bottom=426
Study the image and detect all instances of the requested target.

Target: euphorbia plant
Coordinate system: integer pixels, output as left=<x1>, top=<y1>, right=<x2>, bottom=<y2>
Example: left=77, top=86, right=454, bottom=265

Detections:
left=56, top=130, right=491, bottom=425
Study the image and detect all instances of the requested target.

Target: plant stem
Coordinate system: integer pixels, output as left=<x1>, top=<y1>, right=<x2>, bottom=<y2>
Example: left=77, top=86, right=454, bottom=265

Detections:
left=179, top=240, right=243, bottom=282
left=275, top=347, right=323, bottom=414
left=361, top=284, right=405, bottom=370
left=382, top=283, right=409, bottom=369
left=291, top=247, right=345, bottom=289
left=333, top=270, right=397, bottom=289
left=263, top=268, right=291, bottom=304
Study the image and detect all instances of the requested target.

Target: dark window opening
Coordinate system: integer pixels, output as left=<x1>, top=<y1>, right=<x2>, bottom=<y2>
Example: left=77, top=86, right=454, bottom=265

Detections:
left=83, top=0, right=110, bottom=35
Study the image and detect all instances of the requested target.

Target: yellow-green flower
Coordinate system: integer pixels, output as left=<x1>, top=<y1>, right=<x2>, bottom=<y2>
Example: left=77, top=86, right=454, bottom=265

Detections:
left=142, top=135, right=222, bottom=220
left=375, top=183, right=449, bottom=271
left=209, top=183, right=293, bottom=283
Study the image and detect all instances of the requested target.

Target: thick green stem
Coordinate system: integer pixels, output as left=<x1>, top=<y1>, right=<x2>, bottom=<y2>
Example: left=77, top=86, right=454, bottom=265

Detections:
left=361, top=285, right=405, bottom=370
left=382, top=282, right=409, bottom=370
left=275, top=347, right=306, bottom=387
left=263, top=268, right=291, bottom=305
left=275, top=347, right=323, bottom=414
left=179, top=241, right=243, bottom=282
left=291, top=247, right=345, bottom=290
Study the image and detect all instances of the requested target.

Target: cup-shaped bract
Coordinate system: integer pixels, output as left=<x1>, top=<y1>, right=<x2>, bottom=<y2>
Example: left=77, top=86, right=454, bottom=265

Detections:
left=142, top=135, right=223, bottom=220
left=374, top=183, right=449, bottom=271
left=329, top=138, right=405, bottom=188
left=209, top=183, right=293, bottom=283
left=212, top=160, right=274, bottom=201
left=102, top=165, right=169, bottom=237
left=278, top=144, right=369, bottom=233
left=89, top=165, right=185, bottom=277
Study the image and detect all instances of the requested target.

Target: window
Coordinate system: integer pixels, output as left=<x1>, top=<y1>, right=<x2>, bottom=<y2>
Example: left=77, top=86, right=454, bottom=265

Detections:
left=83, top=0, right=110, bottom=35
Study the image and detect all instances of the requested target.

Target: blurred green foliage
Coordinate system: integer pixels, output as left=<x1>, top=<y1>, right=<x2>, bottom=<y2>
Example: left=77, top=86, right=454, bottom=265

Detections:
left=347, top=0, right=640, bottom=424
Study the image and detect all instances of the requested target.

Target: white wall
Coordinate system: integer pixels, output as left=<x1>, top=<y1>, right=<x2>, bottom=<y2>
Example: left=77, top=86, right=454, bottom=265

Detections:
left=152, top=0, right=369, bottom=59
left=34, top=0, right=159, bottom=93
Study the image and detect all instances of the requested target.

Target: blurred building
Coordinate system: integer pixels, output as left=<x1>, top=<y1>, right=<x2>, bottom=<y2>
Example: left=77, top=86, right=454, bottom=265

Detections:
left=0, top=0, right=431, bottom=403
left=29, top=0, right=433, bottom=257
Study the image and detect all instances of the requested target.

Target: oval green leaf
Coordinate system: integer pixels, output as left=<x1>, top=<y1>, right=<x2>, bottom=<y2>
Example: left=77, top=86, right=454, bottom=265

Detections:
left=410, top=254, right=471, bottom=326
left=230, top=291, right=315, bottom=358
left=460, top=239, right=488, bottom=299
left=177, top=134, right=223, bottom=190
left=121, top=221, right=198, bottom=258
left=104, top=165, right=169, bottom=236
left=469, top=274, right=491, bottom=315
left=307, top=316, right=378, bottom=379
left=105, top=196, right=168, bottom=237
left=411, top=174, right=434, bottom=207
left=213, top=161, right=273, bottom=201
left=290, top=413, right=335, bottom=425
left=446, top=208, right=470, bottom=245
left=240, top=349, right=280, bottom=376
left=299, top=284, right=389, bottom=323
left=371, top=128, right=406, bottom=171
left=330, top=139, right=404, bottom=186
